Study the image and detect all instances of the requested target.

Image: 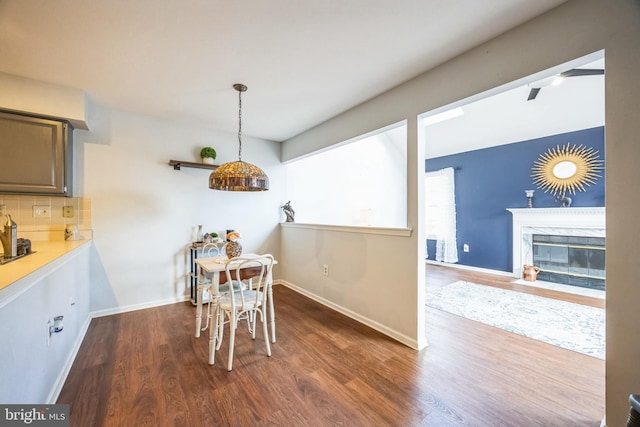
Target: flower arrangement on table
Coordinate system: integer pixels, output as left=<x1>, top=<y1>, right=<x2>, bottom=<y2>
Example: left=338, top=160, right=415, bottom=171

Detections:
left=226, top=231, right=242, bottom=242
left=225, top=231, right=243, bottom=257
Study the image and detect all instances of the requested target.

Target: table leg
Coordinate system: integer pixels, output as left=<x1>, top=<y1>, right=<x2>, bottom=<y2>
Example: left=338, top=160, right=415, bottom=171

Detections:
left=196, top=267, right=219, bottom=338
left=195, top=287, right=203, bottom=338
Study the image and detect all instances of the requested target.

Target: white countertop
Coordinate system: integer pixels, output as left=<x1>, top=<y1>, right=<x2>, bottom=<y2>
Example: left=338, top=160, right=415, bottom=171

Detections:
left=0, top=239, right=92, bottom=291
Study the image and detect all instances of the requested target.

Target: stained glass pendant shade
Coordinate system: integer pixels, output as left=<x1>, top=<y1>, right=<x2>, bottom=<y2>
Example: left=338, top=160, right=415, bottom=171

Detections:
left=209, top=84, right=269, bottom=191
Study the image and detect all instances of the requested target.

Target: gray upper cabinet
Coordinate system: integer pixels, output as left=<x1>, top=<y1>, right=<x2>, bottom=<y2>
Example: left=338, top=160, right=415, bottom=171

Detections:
left=0, top=111, right=73, bottom=196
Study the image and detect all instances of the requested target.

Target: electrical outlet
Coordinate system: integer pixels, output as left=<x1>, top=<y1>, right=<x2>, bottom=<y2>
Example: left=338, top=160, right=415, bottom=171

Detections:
left=323, top=264, right=329, bottom=276
left=63, top=206, right=74, bottom=218
left=33, top=205, right=51, bottom=218
left=463, top=244, right=470, bottom=252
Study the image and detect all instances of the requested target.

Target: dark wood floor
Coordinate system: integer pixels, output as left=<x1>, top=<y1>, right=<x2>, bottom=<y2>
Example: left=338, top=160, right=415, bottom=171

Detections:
left=58, top=265, right=604, bottom=426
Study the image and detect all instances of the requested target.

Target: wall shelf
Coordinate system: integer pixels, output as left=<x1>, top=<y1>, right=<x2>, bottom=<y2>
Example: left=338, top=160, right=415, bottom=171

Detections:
left=168, top=160, right=218, bottom=170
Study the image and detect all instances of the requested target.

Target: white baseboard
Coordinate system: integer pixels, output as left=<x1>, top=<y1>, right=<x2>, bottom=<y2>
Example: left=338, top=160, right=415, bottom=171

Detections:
left=91, top=295, right=190, bottom=318
left=275, top=280, right=424, bottom=350
left=46, top=314, right=92, bottom=404
left=426, top=260, right=514, bottom=277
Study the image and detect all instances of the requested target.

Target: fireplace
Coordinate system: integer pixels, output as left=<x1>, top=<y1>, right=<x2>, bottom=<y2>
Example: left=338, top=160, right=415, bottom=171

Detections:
left=532, top=234, right=605, bottom=290
left=507, top=207, right=606, bottom=289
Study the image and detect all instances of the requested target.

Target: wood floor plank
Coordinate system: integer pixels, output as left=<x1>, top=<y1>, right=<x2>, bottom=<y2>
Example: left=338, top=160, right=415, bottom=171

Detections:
left=58, top=264, right=604, bottom=426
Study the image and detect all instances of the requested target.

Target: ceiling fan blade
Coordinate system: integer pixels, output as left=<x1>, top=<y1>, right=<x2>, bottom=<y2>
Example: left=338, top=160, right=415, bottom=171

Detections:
left=527, top=87, right=541, bottom=101
left=560, top=68, right=605, bottom=78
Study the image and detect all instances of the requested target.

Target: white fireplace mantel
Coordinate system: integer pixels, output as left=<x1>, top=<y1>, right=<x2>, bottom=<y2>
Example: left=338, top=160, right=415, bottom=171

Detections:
left=507, top=207, right=606, bottom=278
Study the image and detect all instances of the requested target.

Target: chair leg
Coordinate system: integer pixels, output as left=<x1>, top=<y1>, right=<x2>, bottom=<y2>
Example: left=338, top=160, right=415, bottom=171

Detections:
left=227, top=310, right=237, bottom=371
left=246, top=313, right=254, bottom=335
left=262, top=307, right=271, bottom=357
left=203, top=298, right=211, bottom=331
left=251, top=310, right=258, bottom=339
left=216, top=309, right=225, bottom=350
left=208, top=306, right=218, bottom=365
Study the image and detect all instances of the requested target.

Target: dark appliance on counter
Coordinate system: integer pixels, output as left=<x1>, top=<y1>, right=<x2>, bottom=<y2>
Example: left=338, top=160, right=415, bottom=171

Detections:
left=17, top=238, right=32, bottom=256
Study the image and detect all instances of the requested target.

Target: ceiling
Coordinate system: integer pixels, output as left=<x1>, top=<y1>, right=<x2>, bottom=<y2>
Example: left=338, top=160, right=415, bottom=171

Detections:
left=0, top=0, right=567, bottom=142
left=424, top=56, right=605, bottom=159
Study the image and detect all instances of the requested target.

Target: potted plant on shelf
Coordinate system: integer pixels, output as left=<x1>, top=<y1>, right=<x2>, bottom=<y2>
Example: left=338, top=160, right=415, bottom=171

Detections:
left=204, top=231, right=219, bottom=244
left=200, top=147, right=217, bottom=165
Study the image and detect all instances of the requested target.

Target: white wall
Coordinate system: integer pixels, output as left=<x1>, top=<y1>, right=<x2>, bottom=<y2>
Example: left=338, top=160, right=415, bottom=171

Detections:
left=281, top=1, right=640, bottom=425
left=279, top=223, right=418, bottom=348
left=75, top=102, right=284, bottom=314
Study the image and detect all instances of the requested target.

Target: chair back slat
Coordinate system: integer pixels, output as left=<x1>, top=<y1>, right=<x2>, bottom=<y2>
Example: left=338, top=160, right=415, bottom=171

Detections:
left=224, top=255, right=274, bottom=309
left=202, top=242, right=227, bottom=257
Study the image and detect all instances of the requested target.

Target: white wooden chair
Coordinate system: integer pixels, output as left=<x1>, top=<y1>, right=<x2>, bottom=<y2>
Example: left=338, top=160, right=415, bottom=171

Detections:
left=211, top=254, right=274, bottom=370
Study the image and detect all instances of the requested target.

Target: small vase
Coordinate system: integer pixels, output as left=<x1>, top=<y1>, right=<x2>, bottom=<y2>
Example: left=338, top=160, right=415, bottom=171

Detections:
left=226, top=241, right=242, bottom=258
left=196, top=225, right=203, bottom=243
left=202, top=157, right=215, bottom=165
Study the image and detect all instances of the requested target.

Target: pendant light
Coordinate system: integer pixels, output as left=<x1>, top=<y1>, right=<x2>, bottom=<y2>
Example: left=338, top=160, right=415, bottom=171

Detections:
left=209, top=83, right=269, bottom=191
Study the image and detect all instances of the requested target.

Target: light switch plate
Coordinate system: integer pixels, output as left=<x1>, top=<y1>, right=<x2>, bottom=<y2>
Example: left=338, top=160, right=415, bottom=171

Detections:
left=0, top=205, right=6, bottom=216
left=33, top=205, right=51, bottom=217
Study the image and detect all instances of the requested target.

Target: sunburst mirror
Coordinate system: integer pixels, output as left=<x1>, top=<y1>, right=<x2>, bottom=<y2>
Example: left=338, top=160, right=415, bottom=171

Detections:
left=531, top=143, right=603, bottom=202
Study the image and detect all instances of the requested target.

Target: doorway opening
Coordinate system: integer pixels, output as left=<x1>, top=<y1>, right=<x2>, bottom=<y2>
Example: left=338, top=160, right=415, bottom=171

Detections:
left=421, top=50, right=606, bottom=357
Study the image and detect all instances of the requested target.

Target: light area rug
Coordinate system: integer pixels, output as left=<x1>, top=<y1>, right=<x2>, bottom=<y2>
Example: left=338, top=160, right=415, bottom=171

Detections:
left=426, top=281, right=605, bottom=359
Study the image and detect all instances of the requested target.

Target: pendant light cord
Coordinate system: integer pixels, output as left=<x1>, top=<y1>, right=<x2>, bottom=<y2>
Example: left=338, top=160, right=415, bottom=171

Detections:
left=237, top=88, right=243, bottom=162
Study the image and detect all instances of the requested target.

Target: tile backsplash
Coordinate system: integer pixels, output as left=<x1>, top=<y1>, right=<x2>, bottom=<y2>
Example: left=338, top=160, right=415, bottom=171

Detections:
left=0, top=195, right=92, bottom=241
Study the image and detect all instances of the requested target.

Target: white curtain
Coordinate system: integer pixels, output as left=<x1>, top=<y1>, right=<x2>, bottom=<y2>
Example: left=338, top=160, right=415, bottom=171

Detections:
left=425, top=167, right=459, bottom=263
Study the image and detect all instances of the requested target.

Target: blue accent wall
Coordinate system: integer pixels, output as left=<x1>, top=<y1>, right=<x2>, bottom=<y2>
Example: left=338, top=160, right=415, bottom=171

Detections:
left=425, top=126, right=605, bottom=273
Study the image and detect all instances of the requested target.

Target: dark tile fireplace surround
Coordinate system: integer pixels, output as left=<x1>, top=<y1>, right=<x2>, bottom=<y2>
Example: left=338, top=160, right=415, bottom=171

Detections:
left=532, top=234, right=605, bottom=291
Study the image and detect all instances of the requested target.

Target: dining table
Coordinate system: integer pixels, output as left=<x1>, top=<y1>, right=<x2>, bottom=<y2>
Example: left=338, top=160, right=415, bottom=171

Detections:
left=194, top=254, right=278, bottom=347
